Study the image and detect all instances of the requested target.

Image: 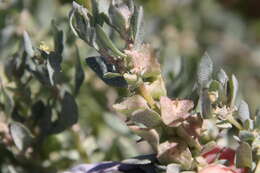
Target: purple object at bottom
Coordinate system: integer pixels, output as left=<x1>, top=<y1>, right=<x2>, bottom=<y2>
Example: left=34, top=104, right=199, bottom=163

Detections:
left=63, top=161, right=157, bottom=173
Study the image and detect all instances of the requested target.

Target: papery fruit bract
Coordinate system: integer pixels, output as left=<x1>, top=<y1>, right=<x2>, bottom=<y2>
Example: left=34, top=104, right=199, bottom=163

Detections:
left=199, top=164, right=248, bottom=173
left=199, top=164, right=236, bottom=173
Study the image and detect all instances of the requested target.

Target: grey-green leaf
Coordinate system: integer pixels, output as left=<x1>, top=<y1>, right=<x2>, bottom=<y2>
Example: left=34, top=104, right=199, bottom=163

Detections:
left=255, top=109, right=260, bottom=131
left=235, top=142, right=252, bottom=168
left=217, top=68, right=228, bottom=86
left=132, top=6, right=144, bottom=49
left=239, top=130, right=255, bottom=142
left=69, top=6, right=78, bottom=37
left=238, top=100, right=250, bottom=127
left=109, top=4, right=127, bottom=32
left=51, top=92, right=78, bottom=133
left=47, top=52, right=62, bottom=86
left=23, top=31, right=34, bottom=58
left=122, top=158, right=152, bottom=165
left=59, top=92, right=78, bottom=127
left=9, top=122, right=34, bottom=151
left=166, top=164, right=181, bottom=173
left=216, top=120, right=232, bottom=129
left=200, top=89, right=212, bottom=118
left=52, top=20, right=64, bottom=55
left=252, top=136, right=260, bottom=157
left=131, top=108, right=162, bottom=128
left=95, top=25, right=126, bottom=58
left=209, top=80, right=221, bottom=92
left=1, top=86, right=14, bottom=116
left=91, top=0, right=100, bottom=24
left=209, top=80, right=226, bottom=103
left=127, top=0, right=135, bottom=14
left=70, top=2, right=95, bottom=47
left=129, top=126, right=159, bottom=152
left=228, top=75, right=239, bottom=107
left=74, top=48, right=85, bottom=96
left=197, top=52, right=213, bottom=88
left=39, top=105, right=53, bottom=135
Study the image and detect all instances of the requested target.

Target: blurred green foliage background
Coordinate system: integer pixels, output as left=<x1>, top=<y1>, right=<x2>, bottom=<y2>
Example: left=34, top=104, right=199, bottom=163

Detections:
left=1, top=0, right=260, bottom=172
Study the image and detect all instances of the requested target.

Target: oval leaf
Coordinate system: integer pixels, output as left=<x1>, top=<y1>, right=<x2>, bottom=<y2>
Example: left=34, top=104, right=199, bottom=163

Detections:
left=51, top=92, right=78, bottom=133
left=131, top=108, right=162, bottom=128
left=166, top=164, right=181, bottom=173
left=255, top=109, right=260, bottom=131
left=200, top=89, right=212, bottom=118
left=129, top=125, right=159, bottom=152
left=113, top=95, right=148, bottom=116
left=217, top=68, right=228, bottom=86
left=109, top=3, right=128, bottom=32
left=239, top=130, right=255, bottom=142
left=228, top=75, right=239, bottom=107
left=52, top=20, right=64, bottom=54
left=85, top=56, right=127, bottom=88
left=23, top=31, right=34, bottom=58
left=238, top=100, right=250, bottom=127
left=1, top=87, right=14, bottom=116
left=74, top=48, right=85, bottom=95
left=197, top=52, right=213, bottom=88
left=9, top=122, right=34, bottom=151
left=132, top=6, right=144, bottom=49
left=95, top=25, right=126, bottom=58
left=235, top=142, right=252, bottom=168
left=47, top=52, right=62, bottom=86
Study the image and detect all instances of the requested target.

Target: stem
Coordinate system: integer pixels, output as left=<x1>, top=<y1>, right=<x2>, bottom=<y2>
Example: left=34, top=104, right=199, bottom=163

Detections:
left=226, top=113, right=243, bottom=130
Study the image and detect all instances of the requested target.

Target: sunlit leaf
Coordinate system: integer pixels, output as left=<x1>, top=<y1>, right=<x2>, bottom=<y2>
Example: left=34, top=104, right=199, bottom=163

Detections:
left=131, top=6, right=144, bottom=49
left=9, top=122, right=34, bottom=151
left=23, top=31, right=34, bottom=58
left=228, top=74, right=239, bottom=107
left=166, top=164, right=181, bottom=173
left=217, top=68, right=228, bottom=86
left=197, top=52, right=213, bottom=88
left=144, top=76, right=167, bottom=99
left=238, top=100, right=250, bottom=128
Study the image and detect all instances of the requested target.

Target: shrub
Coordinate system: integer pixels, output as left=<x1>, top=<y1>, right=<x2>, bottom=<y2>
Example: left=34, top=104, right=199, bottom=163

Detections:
left=0, top=0, right=259, bottom=173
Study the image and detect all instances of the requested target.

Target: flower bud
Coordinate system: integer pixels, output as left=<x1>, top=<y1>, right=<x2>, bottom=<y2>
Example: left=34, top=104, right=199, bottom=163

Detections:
left=109, top=0, right=134, bottom=36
